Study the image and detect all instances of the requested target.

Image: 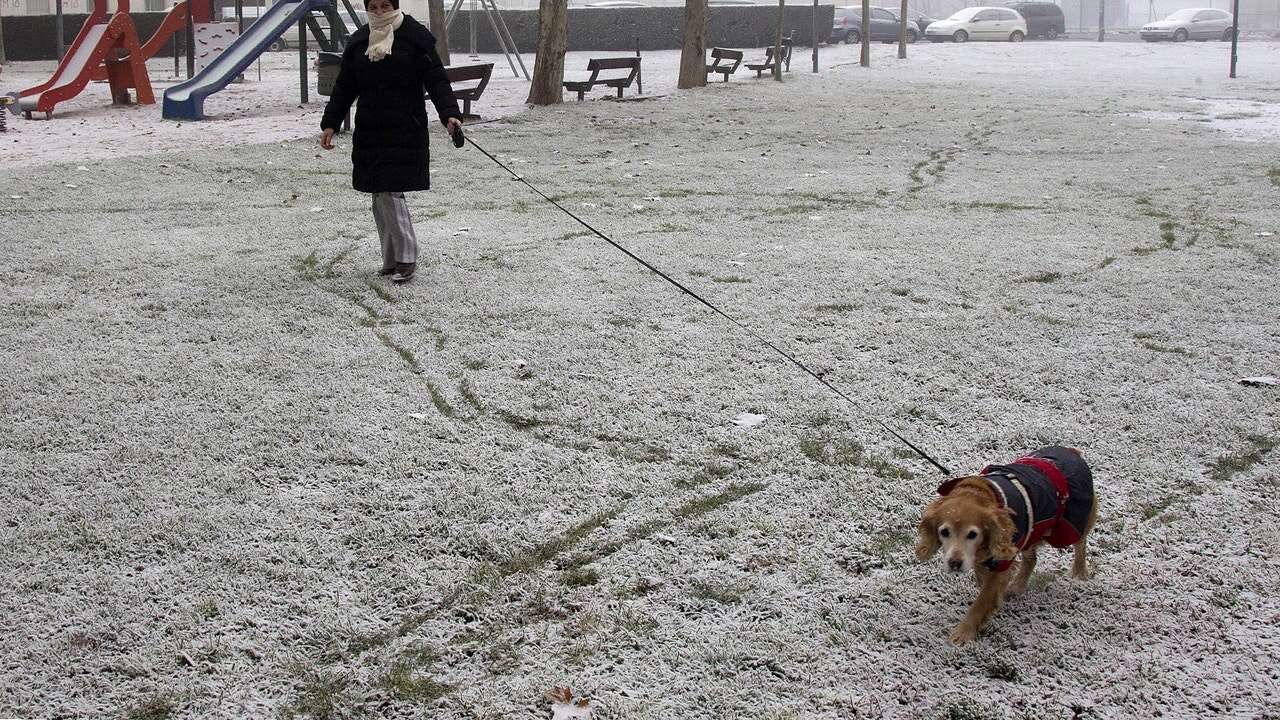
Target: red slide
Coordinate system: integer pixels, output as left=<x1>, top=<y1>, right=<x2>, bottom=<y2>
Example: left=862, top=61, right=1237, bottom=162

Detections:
left=88, top=0, right=215, bottom=82
left=17, top=0, right=155, bottom=118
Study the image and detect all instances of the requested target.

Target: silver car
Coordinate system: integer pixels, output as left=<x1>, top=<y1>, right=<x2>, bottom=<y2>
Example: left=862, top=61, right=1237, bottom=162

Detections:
left=1140, top=8, right=1234, bottom=42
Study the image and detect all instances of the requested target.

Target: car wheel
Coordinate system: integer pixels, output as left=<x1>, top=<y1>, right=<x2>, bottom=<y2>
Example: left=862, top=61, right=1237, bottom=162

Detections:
left=1045, top=26, right=1059, bottom=40
left=1173, top=28, right=1188, bottom=42
left=907, top=29, right=918, bottom=43
left=847, top=30, right=861, bottom=44
left=1221, top=28, right=1235, bottom=41
left=1009, top=30, right=1024, bottom=42
left=953, top=30, right=968, bottom=43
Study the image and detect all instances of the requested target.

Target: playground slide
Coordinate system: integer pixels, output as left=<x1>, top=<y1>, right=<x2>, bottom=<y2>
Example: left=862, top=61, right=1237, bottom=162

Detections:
left=163, top=0, right=330, bottom=120
left=18, top=24, right=110, bottom=115
left=89, top=0, right=211, bottom=81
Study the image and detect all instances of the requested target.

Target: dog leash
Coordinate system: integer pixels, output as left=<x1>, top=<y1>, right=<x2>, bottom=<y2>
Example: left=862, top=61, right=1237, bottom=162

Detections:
left=461, top=134, right=953, bottom=476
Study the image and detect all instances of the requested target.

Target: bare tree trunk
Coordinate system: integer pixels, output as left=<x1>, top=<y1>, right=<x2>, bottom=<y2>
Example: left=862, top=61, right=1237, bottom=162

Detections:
left=677, top=0, right=709, bottom=89
left=428, top=0, right=450, bottom=65
left=1097, top=0, right=1105, bottom=42
left=860, top=0, right=870, bottom=67
left=773, top=0, right=783, bottom=81
left=526, top=0, right=568, bottom=105
left=898, top=0, right=908, bottom=58
left=0, top=12, right=7, bottom=65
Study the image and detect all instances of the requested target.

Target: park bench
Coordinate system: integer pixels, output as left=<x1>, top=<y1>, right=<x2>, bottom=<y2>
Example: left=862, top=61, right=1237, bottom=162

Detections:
left=562, top=57, right=643, bottom=101
left=445, top=63, right=494, bottom=120
left=705, top=48, right=744, bottom=82
left=745, top=35, right=794, bottom=78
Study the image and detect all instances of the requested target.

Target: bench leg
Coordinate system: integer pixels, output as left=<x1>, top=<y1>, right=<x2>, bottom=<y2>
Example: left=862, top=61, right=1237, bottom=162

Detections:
left=576, top=89, right=585, bottom=101
left=616, top=86, right=623, bottom=99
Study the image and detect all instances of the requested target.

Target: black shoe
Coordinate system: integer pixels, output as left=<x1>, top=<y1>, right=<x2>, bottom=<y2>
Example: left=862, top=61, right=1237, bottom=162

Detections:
left=391, top=262, right=416, bottom=284
left=377, top=265, right=396, bottom=276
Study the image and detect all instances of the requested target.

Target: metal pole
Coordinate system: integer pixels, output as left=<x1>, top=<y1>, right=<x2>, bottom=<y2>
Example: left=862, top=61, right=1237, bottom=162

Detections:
left=812, top=0, right=819, bottom=72
left=56, top=0, right=65, bottom=61
left=186, top=0, right=196, bottom=78
left=1098, top=0, right=1105, bottom=40
left=1228, top=0, right=1239, bottom=77
left=299, top=19, right=308, bottom=103
left=0, top=11, right=6, bottom=65
left=469, top=0, right=477, bottom=59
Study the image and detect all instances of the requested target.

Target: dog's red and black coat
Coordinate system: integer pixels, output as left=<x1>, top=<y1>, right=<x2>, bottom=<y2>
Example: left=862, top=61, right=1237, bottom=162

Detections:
left=936, top=446, right=1095, bottom=573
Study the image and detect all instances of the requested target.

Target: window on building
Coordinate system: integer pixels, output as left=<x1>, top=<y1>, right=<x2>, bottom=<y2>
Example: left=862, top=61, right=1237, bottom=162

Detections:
left=28, top=0, right=52, bottom=15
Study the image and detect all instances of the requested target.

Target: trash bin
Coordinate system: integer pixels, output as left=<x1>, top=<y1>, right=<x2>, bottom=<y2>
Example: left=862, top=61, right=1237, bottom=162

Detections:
left=316, top=52, right=342, bottom=96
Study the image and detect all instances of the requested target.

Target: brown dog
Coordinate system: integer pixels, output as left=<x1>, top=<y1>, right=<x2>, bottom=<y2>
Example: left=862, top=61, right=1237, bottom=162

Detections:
left=915, top=446, right=1099, bottom=644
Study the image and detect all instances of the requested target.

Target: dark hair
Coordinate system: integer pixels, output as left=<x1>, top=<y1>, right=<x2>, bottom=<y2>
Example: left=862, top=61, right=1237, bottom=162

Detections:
left=365, top=0, right=400, bottom=8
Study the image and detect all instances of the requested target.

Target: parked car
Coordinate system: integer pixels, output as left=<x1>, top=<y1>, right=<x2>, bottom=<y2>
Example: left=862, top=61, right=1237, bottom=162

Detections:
left=910, top=9, right=939, bottom=33
left=924, top=6, right=1027, bottom=43
left=1140, top=8, right=1234, bottom=42
left=1005, top=1, right=1065, bottom=39
left=831, top=6, right=920, bottom=44
left=582, top=1, right=651, bottom=7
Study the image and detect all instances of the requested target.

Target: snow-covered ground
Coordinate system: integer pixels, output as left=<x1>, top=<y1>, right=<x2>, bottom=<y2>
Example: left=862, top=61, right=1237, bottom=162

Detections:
left=2, top=39, right=1279, bottom=719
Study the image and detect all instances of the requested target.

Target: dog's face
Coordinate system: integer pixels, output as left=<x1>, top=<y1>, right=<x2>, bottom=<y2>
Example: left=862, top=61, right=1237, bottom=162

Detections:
left=916, top=479, right=1017, bottom=573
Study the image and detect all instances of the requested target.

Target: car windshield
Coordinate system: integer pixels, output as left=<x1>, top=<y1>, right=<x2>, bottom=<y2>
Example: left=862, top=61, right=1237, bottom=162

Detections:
left=1164, top=9, right=1199, bottom=21
left=946, top=7, right=981, bottom=21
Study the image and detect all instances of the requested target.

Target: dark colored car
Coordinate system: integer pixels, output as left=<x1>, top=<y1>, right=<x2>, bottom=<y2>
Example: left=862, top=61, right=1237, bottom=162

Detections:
left=1005, top=1, right=1066, bottom=39
left=832, top=6, right=920, bottom=44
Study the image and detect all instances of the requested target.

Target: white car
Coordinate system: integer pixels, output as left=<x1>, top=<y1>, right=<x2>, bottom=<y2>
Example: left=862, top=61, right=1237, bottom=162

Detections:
left=925, top=6, right=1027, bottom=43
left=1140, top=8, right=1235, bottom=42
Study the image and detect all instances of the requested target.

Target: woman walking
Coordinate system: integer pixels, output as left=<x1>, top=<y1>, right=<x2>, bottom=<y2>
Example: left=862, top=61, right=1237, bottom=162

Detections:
left=320, top=0, right=463, bottom=284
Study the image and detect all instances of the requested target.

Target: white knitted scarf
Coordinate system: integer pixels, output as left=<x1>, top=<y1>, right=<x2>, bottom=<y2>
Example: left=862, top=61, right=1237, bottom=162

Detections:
left=365, top=10, right=404, bottom=62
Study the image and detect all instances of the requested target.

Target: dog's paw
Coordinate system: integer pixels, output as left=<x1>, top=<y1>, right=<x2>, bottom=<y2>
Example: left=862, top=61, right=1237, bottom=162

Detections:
left=1072, top=567, right=1091, bottom=581
left=1007, top=581, right=1028, bottom=595
left=949, top=625, right=977, bottom=645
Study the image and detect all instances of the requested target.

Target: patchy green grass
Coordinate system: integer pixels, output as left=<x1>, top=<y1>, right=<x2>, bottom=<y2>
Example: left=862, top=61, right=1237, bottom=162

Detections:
left=284, top=669, right=355, bottom=720
left=125, top=695, right=176, bottom=720
left=375, top=332, right=422, bottom=373
left=1098, top=256, right=1117, bottom=270
left=1208, top=434, right=1276, bottom=483
left=364, top=278, right=397, bottom=304
left=194, top=598, right=220, bottom=619
left=799, top=432, right=865, bottom=466
left=379, top=660, right=453, bottom=703
left=496, top=409, right=551, bottom=430
left=965, top=201, right=1043, bottom=211
left=1134, top=333, right=1193, bottom=356
left=675, top=458, right=737, bottom=489
left=673, top=482, right=767, bottom=519
left=426, top=382, right=461, bottom=418
left=1268, top=168, right=1280, bottom=188
left=690, top=578, right=749, bottom=605
left=1017, top=271, right=1062, bottom=284
left=712, top=275, right=753, bottom=284
left=458, top=378, right=485, bottom=413
left=563, top=566, right=601, bottom=588
left=815, top=303, right=857, bottom=313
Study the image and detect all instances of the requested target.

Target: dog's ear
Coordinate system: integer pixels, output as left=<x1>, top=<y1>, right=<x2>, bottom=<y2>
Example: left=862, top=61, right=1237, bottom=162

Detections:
left=982, top=507, right=1018, bottom=564
left=915, top=499, right=943, bottom=561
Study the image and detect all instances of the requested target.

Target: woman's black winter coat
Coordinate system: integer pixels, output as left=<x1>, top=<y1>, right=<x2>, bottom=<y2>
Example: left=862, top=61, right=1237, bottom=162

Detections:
left=320, top=16, right=461, bottom=193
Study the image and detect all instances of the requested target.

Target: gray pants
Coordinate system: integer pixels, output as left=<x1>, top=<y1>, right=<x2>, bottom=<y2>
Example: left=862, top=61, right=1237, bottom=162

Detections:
left=372, top=192, right=418, bottom=267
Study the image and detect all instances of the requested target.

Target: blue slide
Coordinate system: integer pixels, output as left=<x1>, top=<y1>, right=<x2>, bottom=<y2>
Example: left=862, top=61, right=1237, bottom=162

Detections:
left=163, top=0, right=331, bottom=120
